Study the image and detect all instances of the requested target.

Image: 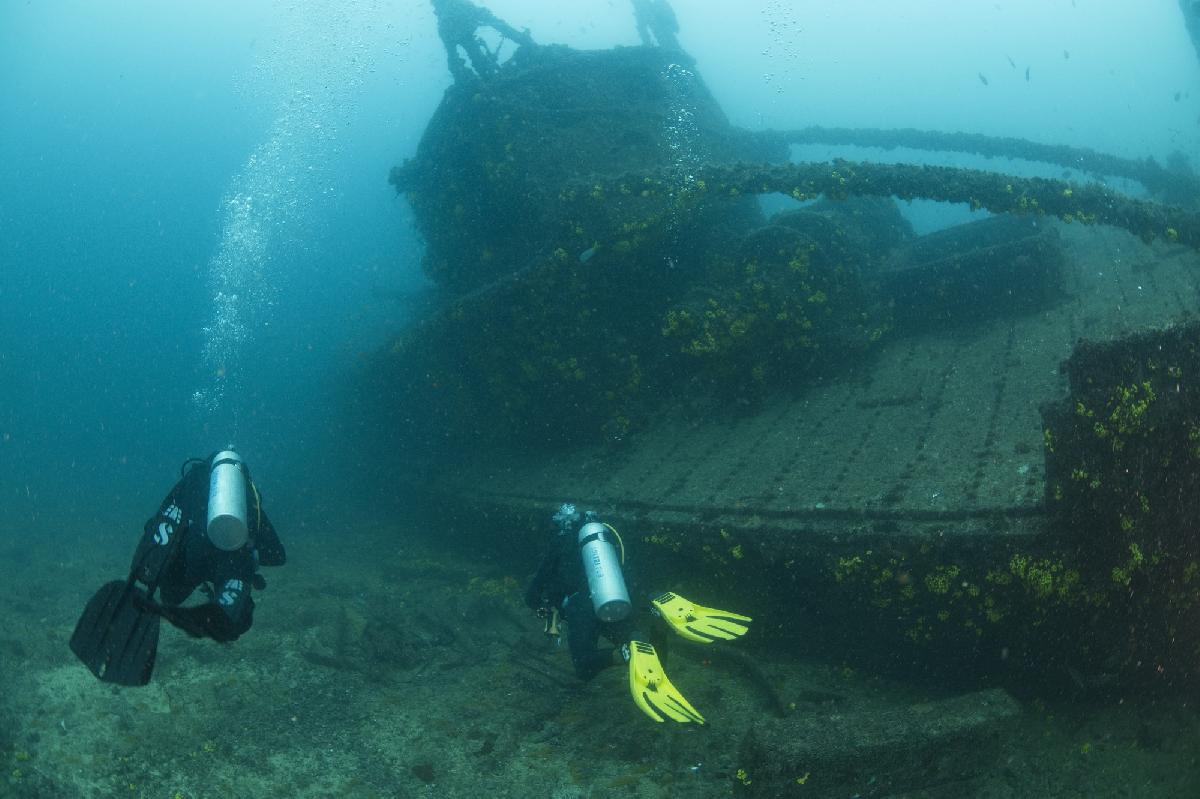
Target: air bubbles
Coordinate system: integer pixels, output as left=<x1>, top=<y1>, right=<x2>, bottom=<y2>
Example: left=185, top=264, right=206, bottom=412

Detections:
left=192, top=0, right=383, bottom=435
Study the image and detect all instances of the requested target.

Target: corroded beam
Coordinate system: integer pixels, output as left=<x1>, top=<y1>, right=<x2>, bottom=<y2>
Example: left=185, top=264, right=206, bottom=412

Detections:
left=767, top=126, right=1200, bottom=204
left=584, top=160, right=1200, bottom=250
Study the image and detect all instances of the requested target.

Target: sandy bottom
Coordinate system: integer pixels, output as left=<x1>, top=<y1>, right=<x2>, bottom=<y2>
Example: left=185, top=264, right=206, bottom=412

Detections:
left=2, top=517, right=1198, bottom=798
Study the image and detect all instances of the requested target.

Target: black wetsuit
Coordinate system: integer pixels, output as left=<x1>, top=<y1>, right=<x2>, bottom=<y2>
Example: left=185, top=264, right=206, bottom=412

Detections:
left=131, top=454, right=285, bottom=642
left=525, top=524, right=664, bottom=680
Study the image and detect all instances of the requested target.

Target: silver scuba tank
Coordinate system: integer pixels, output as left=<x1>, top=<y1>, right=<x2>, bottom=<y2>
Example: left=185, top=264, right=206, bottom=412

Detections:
left=206, top=450, right=249, bottom=551
left=577, top=521, right=631, bottom=622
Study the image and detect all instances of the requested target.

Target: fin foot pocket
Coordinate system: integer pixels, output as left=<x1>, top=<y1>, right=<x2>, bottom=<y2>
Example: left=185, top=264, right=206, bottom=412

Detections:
left=651, top=591, right=752, bottom=643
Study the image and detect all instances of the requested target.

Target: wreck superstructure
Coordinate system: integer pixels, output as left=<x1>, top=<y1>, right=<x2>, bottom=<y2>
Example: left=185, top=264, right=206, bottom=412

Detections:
left=376, top=0, right=1200, bottom=717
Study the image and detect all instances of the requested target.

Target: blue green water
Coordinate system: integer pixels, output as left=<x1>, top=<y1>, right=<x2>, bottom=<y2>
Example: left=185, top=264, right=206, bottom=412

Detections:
left=3, top=0, right=1198, bottom=511
left=3, top=3, right=1200, bottom=796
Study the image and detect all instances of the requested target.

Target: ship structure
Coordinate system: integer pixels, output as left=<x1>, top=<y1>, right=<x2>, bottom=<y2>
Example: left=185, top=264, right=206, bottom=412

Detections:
left=372, top=3, right=1200, bottom=793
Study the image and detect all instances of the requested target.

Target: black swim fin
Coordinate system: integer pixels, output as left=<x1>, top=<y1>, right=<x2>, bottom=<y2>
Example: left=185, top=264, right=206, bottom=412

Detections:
left=69, top=579, right=161, bottom=686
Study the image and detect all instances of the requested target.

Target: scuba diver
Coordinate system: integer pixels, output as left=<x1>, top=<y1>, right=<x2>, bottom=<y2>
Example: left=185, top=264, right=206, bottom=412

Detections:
left=70, top=450, right=286, bottom=686
left=525, top=503, right=751, bottom=724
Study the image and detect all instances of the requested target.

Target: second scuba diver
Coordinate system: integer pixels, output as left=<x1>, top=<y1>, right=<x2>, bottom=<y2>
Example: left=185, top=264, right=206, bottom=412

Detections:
left=525, top=503, right=751, bottom=724
left=70, top=449, right=286, bottom=685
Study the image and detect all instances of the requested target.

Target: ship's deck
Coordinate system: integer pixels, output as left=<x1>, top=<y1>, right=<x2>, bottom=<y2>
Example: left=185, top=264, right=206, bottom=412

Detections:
left=426, top=222, right=1200, bottom=555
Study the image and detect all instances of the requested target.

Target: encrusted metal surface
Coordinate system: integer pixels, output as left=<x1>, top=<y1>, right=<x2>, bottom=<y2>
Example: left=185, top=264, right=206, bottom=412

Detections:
left=437, top=224, right=1200, bottom=543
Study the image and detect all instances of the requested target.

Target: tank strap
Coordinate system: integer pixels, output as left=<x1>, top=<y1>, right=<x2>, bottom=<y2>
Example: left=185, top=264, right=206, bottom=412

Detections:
left=578, top=531, right=606, bottom=548
left=579, top=525, right=626, bottom=564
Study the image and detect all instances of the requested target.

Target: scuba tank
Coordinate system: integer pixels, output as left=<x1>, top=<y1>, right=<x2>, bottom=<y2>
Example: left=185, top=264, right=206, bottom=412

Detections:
left=577, top=520, right=631, bottom=622
left=206, top=450, right=249, bottom=551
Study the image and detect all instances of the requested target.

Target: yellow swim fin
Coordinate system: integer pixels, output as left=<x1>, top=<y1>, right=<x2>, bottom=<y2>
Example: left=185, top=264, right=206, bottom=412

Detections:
left=627, top=640, right=705, bottom=724
left=651, top=592, right=752, bottom=644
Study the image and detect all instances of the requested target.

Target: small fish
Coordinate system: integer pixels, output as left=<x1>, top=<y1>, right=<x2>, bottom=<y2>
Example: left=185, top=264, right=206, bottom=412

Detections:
left=1006, top=55, right=1016, bottom=68
left=978, top=72, right=989, bottom=86
left=1174, top=91, right=1182, bottom=102
left=578, top=245, right=597, bottom=263
left=1025, top=66, right=1031, bottom=82
left=1063, top=49, right=1070, bottom=60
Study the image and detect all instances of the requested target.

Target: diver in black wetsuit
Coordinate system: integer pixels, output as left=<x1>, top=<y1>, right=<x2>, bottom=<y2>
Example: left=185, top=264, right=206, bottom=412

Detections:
left=524, top=503, right=752, bottom=724
left=71, top=449, right=286, bottom=685
left=130, top=450, right=286, bottom=642
left=524, top=504, right=655, bottom=679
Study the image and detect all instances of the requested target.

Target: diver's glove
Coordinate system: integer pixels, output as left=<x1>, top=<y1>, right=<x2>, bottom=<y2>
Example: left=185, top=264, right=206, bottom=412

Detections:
left=626, top=640, right=705, bottom=724
left=651, top=592, right=752, bottom=644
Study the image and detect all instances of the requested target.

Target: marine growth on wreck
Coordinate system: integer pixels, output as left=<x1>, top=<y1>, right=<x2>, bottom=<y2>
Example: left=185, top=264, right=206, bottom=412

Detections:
left=378, top=0, right=1200, bottom=757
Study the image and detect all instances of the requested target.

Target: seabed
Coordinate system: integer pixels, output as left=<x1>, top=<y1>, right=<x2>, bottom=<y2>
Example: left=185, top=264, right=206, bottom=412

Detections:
left=3, top=502, right=1199, bottom=798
